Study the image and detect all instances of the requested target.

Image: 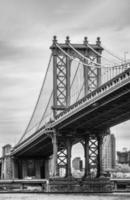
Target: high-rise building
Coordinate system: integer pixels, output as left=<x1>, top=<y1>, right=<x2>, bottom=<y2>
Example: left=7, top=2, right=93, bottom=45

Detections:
left=117, top=149, right=130, bottom=166
left=102, top=134, right=116, bottom=171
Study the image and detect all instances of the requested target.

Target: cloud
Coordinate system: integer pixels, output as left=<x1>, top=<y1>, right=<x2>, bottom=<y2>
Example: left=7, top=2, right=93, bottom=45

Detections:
left=0, top=39, right=47, bottom=62
left=63, top=0, right=130, bottom=34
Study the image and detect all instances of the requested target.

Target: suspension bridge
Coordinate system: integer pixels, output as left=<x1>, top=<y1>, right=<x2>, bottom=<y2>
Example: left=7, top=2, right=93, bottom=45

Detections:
left=9, top=36, right=130, bottom=192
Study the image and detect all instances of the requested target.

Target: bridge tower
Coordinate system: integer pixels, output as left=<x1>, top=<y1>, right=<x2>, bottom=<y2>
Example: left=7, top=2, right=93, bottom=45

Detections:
left=49, top=37, right=112, bottom=189
left=50, top=36, right=103, bottom=117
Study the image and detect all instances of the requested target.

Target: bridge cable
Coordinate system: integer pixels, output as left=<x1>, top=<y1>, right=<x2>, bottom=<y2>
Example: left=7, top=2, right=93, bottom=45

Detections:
left=102, top=45, right=124, bottom=62
left=68, top=43, right=130, bottom=81
left=56, top=43, right=126, bottom=69
left=70, top=62, right=80, bottom=88
left=68, top=43, right=101, bottom=67
left=56, top=43, right=108, bottom=69
left=84, top=44, right=130, bottom=69
left=37, top=90, right=53, bottom=130
left=87, top=43, right=119, bottom=65
left=56, top=43, right=103, bottom=68
left=76, top=80, right=85, bottom=102
left=17, top=91, right=53, bottom=138
left=69, top=42, right=120, bottom=67
left=17, top=54, right=52, bottom=145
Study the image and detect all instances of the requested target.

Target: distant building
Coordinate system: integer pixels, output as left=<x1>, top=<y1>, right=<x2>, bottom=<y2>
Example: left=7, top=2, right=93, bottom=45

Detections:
left=102, top=134, right=116, bottom=171
left=0, top=144, right=12, bottom=179
left=72, top=157, right=83, bottom=171
left=72, top=157, right=84, bottom=178
left=117, top=149, right=130, bottom=166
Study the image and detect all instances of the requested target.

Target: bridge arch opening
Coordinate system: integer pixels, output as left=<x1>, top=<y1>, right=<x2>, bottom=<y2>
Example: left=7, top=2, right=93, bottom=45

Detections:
left=71, top=142, right=85, bottom=178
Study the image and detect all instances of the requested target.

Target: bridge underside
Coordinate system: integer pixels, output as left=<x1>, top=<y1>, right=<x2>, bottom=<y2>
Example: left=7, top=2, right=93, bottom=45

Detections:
left=57, top=82, right=130, bottom=134
left=14, top=135, right=53, bottom=158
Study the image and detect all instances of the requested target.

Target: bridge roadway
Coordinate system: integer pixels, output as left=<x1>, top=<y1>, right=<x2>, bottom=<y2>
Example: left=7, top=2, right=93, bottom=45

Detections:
left=12, top=68, right=130, bottom=157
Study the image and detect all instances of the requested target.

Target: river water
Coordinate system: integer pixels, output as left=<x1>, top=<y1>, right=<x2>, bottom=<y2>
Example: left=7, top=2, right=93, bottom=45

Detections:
left=0, top=193, right=130, bottom=200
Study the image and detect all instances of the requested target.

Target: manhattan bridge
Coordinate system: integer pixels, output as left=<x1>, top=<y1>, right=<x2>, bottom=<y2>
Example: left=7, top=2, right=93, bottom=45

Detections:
left=10, top=36, right=130, bottom=192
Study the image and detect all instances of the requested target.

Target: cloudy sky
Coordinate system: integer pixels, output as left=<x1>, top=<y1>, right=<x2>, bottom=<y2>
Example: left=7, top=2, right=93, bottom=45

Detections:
left=0, top=0, right=130, bottom=154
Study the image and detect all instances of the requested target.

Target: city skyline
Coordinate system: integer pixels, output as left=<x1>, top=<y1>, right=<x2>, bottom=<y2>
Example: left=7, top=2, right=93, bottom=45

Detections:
left=0, top=0, right=130, bottom=153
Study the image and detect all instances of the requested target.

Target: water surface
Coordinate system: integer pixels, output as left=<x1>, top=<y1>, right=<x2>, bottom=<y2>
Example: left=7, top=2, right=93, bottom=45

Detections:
left=0, top=193, right=130, bottom=200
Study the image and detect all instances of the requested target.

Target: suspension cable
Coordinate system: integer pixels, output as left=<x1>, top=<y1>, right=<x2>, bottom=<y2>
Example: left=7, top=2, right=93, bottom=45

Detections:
left=70, top=62, right=80, bottom=88
left=68, top=43, right=101, bottom=67
left=76, top=81, right=84, bottom=102
left=56, top=43, right=93, bottom=67
left=56, top=43, right=106, bottom=69
left=17, top=54, right=52, bottom=145
left=56, top=43, right=128, bottom=69
left=37, top=90, right=53, bottom=129
left=22, top=91, right=53, bottom=135
left=102, top=45, right=124, bottom=62
left=87, top=43, right=118, bottom=65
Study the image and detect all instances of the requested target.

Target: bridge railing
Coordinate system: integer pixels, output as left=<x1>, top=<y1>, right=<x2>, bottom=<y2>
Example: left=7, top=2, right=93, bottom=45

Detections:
left=101, top=62, right=130, bottom=84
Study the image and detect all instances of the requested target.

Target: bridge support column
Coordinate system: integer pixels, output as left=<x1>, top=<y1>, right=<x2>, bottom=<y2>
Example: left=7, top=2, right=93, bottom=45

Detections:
left=88, top=135, right=98, bottom=178
left=66, top=138, right=72, bottom=178
left=52, top=132, right=58, bottom=176
left=97, top=135, right=104, bottom=178
left=51, top=132, right=72, bottom=178
left=84, top=136, right=89, bottom=178
left=86, top=134, right=104, bottom=178
left=12, top=157, right=18, bottom=179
